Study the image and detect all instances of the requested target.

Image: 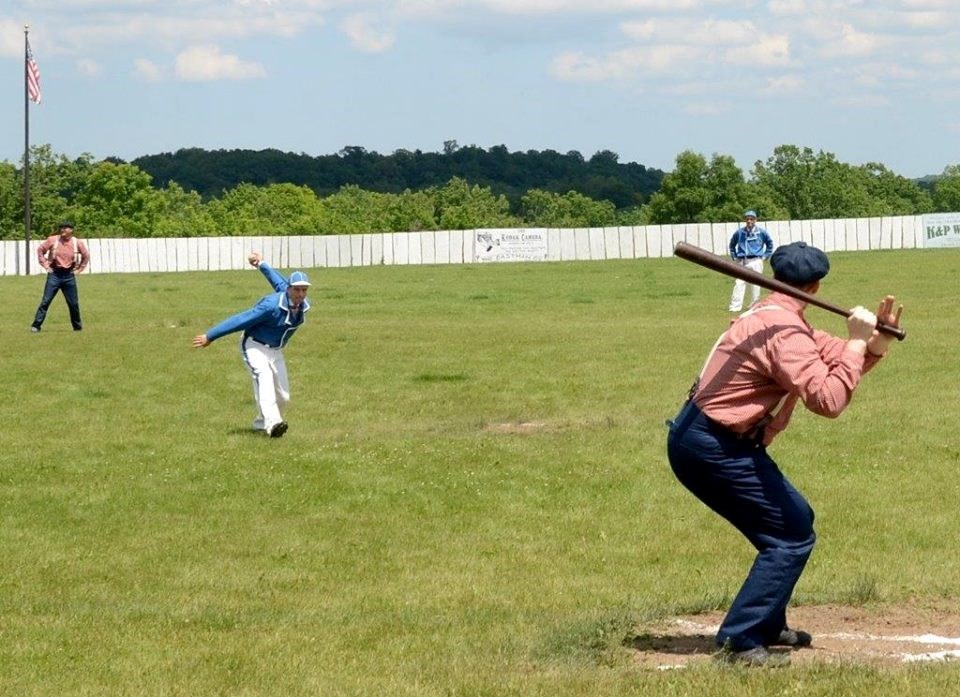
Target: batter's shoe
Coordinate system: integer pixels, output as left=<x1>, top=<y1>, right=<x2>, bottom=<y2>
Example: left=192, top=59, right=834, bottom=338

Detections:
left=715, top=646, right=790, bottom=668
left=30, top=326, right=40, bottom=333
left=268, top=421, right=288, bottom=438
left=772, top=627, right=812, bottom=648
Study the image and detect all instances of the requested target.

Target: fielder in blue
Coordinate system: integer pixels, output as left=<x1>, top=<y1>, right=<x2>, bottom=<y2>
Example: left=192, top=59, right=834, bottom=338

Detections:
left=728, top=210, right=775, bottom=311
left=193, top=251, right=311, bottom=438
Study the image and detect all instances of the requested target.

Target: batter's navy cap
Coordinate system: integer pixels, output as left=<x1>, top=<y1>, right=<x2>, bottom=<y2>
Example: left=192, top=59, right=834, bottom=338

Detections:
left=288, top=271, right=311, bottom=287
left=57, top=220, right=75, bottom=229
left=770, top=241, right=830, bottom=286
left=744, top=210, right=758, bottom=218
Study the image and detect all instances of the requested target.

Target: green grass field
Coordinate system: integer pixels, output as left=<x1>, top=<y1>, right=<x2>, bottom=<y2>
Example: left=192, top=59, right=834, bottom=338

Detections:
left=3, top=249, right=959, bottom=695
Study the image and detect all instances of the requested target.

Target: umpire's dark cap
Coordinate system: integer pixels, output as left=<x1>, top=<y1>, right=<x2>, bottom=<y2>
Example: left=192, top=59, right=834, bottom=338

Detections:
left=770, top=241, right=830, bottom=286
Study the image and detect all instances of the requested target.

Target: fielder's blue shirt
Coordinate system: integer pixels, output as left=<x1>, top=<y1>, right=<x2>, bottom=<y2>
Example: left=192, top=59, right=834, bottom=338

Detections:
left=205, top=263, right=310, bottom=348
left=729, top=226, right=774, bottom=260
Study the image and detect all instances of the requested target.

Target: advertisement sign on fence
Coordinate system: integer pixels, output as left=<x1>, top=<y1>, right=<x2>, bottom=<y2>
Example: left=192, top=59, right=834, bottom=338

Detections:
left=921, top=213, right=960, bottom=248
left=475, top=229, right=548, bottom=263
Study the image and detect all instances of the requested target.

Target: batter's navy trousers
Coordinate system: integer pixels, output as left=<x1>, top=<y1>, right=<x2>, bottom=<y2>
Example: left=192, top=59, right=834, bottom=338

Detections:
left=667, top=400, right=816, bottom=651
left=32, top=269, right=82, bottom=331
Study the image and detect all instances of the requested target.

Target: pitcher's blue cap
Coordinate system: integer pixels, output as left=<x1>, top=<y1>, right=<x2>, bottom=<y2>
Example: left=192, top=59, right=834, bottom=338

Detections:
left=744, top=210, right=757, bottom=218
left=770, top=241, right=830, bottom=286
left=288, top=271, right=311, bottom=287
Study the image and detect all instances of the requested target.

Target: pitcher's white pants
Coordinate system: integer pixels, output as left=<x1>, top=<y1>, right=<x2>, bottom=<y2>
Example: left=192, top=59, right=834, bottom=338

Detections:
left=728, top=258, right=765, bottom=311
left=241, top=336, right=290, bottom=433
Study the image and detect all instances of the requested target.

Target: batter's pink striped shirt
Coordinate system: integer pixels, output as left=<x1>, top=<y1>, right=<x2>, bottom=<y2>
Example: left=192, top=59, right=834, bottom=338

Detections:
left=694, top=292, right=882, bottom=445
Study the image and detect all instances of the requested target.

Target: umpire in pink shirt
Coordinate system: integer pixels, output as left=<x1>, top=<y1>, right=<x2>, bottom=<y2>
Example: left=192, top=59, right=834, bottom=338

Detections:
left=666, top=241, right=903, bottom=667
left=31, top=221, right=90, bottom=332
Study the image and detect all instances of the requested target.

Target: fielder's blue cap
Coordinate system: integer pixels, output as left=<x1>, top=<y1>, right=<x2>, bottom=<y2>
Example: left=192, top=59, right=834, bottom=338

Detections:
left=744, top=210, right=758, bottom=218
left=770, top=241, right=830, bottom=286
left=288, top=271, right=311, bottom=287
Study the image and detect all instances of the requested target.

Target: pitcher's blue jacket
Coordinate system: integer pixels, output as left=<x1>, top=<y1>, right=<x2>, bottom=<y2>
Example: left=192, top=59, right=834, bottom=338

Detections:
left=204, top=263, right=310, bottom=348
left=729, top=226, right=774, bottom=260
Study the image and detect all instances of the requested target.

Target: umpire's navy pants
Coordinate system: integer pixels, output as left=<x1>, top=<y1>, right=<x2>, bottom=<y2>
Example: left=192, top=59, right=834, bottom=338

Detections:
left=32, top=269, right=82, bottom=331
left=667, top=400, right=816, bottom=651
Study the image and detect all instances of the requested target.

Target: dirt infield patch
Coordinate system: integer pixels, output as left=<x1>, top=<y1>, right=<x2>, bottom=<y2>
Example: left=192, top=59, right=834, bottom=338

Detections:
left=631, top=601, right=960, bottom=668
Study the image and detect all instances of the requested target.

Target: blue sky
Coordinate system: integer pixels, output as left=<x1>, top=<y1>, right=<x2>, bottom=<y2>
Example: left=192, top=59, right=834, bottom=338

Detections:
left=2, top=0, right=958, bottom=179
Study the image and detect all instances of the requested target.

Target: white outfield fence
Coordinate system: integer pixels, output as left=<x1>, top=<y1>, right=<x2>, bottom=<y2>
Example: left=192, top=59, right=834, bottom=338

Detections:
left=0, top=214, right=948, bottom=277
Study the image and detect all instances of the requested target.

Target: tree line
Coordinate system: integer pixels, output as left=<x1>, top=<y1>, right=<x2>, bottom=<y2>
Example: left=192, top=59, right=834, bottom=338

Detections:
left=1, top=143, right=958, bottom=241
left=129, top=142, right=663, bottom=210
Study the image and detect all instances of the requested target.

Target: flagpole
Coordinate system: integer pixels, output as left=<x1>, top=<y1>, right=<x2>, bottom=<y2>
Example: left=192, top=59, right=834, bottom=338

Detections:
left=24, top=25, right=32, bottom=275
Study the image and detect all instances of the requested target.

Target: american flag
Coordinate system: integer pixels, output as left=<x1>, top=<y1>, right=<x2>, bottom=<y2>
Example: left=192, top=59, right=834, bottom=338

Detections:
left=26, top=39, right=41, bottom=104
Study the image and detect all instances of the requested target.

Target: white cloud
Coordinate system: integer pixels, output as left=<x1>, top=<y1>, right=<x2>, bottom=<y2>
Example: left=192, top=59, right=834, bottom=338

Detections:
left=550, top=51, right=628, bottom=81
left=174, top=45, right=267, bottom=81
left=340, top=12, right=396, bottom=52
left=683, top=102, right=731, bottom=116
left=819, top=24, right=881, bottom=57
left=76, top=58, right=101, bottom=76
left=134, top=58, right=164, bottom=81
left=723, top=34, right=791, bottom=66
left=761, top=74, right=804, bottom=94
left=552, top=43, right=693, bottom=81
left=621, top=18, right=757, bottom=45
left=398, top=0, right=700, bottom=16
left=0, top=18, right=26, bottom=58
left=899, top=11, right=948, bottom=29
left=767, top=0, right=806, bottom=15
left=831, top=93, right=890, bottom=107
left=849, top=62, right=918, bottom=87
left=900, top=0, right=955, bottom=8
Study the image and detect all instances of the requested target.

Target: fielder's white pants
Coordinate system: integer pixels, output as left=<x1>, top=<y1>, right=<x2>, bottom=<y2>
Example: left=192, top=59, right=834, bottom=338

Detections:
left=241, top=336, right=290, bottom=433
left=728, top=258, right=765, bottom=311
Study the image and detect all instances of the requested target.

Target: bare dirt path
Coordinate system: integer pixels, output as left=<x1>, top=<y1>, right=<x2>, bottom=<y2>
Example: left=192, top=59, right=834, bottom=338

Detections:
left=631, top=601, right=960, bottom=668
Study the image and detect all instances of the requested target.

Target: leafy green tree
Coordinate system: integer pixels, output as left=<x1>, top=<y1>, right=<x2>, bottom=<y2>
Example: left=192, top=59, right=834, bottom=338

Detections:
left=428, top=177, right=517, bottom=229
left=859, top=163, right=932, bottom=215
left=19, top=145, right=95, bottom=236
left=152, top=182, right=218, bottom=237
left=255, top=184, right=323, bottom=234
left=0, top=162, right=21, bottom=240
left=71, top=161, right=160, bottom=237
left=207, top=183, right=322, bottom=235
left=932, top=165, right=960, bottom=212
left=646, top=151, right=749, bottom=223
left=317, top=185, right=393, bottom=234
left=749, top=145, right=930, bottom=219
left=384, top=190, right=437, bottom=232
left=520, top=189, right=616, bottom=227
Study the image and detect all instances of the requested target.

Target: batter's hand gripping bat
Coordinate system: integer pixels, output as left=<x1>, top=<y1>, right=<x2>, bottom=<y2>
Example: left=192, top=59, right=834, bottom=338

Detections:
left=674, top=241, right=906, bottom=341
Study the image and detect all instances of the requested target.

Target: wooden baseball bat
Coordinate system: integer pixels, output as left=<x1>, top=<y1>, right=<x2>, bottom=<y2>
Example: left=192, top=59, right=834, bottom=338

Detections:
left=674, top=241, right=906, bottom=341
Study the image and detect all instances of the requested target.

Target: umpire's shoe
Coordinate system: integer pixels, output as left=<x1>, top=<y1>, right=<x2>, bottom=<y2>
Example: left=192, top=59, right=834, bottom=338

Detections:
left=268, top=421, right=288, bottom=438
left=771, top=627, right=812, bottom=648
left=715, top=646, right=791, bottom=668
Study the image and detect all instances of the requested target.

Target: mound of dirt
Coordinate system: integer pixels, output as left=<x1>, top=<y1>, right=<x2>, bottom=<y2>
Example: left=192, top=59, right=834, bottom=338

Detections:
left=632, top=601, right=960, bottom=668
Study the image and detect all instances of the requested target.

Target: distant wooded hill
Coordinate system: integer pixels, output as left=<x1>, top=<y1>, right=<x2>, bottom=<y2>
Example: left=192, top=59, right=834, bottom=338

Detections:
left=128, top=144, right=664, bottom=209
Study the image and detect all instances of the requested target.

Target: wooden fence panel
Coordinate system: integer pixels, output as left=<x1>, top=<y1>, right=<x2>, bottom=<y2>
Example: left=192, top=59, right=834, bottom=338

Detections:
left=617, top=226, right=634, bottom=259
left=604, top=227, right=620, bottom=259
left=573, top=228, right=589, bottom=260
left=419, top=231, right=435, bottom=265
left=392, top=231, right=409, bottom=265
left=559, top=229, right=576, bottom=260
left=588, top=227, right=605, bottom=260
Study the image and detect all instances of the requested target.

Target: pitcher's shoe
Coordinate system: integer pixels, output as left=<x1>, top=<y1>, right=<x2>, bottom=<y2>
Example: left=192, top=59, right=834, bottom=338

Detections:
left=715, top=646, right=791, bottom=668
left=268, top=421, right=288, bottom=438
left=772, top=627, right=812, bottom=648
